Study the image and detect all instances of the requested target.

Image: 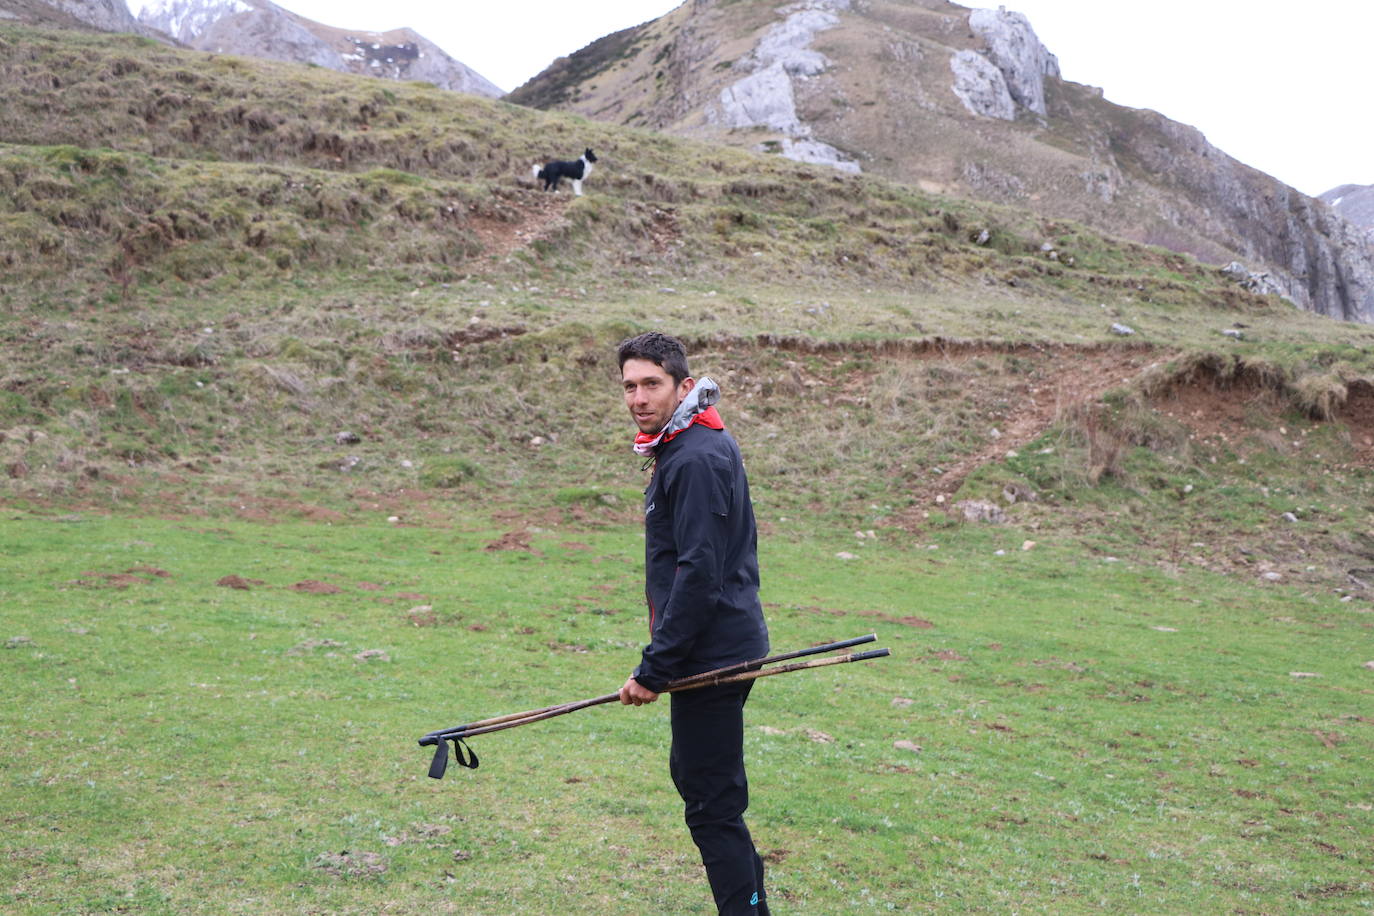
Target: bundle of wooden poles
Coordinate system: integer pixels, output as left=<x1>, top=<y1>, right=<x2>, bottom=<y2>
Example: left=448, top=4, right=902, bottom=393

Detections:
left=418, top=633, right=891, bottom=778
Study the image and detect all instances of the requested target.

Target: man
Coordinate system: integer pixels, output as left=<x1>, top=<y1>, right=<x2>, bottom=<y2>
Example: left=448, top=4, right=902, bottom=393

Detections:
left=616, top=331, right=772, bottom=916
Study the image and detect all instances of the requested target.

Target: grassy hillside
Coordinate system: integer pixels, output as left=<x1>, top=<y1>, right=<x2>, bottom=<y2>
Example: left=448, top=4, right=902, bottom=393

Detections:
left=2, top=23, right=1374, bottom=912
left=3, top=22, right=1374, bottom=566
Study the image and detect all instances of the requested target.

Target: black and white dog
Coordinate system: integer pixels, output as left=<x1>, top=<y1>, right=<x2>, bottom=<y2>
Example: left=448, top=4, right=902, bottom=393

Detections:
left=531, top=148, right=597, bottom=196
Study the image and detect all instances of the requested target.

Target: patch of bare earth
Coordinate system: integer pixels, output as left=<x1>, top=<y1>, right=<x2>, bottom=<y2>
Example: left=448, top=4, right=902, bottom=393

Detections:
left=485, top=530, right=534, bottom=552
left=1151, top=369, right=1374, bottom=469
left=1150, top=369, right=1287, bottom=450
left=1335, top=380, right=1374, bottom=467
left=468, top=192, right=571, bottom=260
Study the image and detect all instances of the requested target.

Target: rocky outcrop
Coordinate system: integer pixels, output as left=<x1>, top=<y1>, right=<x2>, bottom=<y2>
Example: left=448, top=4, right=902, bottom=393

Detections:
left=772, top=137, right=861, bottom=174
left=1222, top=261, right=1289, bottom=300
left=967, top=7, right=1059, bottom=117
left=950, top=49, right=1014, bottom=121
left=715, top=63, right=804, bottom=133
left=744, top=4, right=841, bottom=76
left=1134, top=114, right=1374, bottom=322
left=707, top=0, right=860, bottom=173
left=137, top=0, right=502, bottom=96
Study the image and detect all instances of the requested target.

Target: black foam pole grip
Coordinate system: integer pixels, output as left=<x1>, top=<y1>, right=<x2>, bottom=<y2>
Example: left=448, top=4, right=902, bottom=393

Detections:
left=427, top=737, right=450, bottom=779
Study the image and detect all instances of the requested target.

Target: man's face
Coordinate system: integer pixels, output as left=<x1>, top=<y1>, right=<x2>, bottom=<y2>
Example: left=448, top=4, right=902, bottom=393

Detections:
left=622, top=358, right=694, bottom=435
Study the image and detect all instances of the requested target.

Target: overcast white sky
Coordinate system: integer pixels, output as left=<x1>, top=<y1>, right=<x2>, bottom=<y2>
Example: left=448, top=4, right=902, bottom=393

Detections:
left=129, top=0, right=1371, bottom=197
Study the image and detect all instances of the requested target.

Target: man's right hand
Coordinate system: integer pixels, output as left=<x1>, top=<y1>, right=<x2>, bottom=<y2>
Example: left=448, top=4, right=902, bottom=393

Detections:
left=619, top=676, right=660, bottom=706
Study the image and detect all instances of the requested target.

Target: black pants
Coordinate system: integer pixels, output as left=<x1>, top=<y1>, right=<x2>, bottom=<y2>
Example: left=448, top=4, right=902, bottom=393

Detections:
left=669, top=681, right=769, bottom=916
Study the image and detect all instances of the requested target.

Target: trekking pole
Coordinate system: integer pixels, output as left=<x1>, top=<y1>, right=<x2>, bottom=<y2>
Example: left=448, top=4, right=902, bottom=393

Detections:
left=419, top=637, right=890, bottom=778
left=419, top=634, right=877, bottom=745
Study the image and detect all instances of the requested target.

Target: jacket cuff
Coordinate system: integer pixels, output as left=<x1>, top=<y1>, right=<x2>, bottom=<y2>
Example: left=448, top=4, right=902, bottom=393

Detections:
left=633, top=664, right=669, bottom=694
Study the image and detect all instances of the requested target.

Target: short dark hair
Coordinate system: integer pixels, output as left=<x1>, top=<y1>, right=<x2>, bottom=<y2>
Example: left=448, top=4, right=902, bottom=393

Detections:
left=617, top=332, right=690, bottom=385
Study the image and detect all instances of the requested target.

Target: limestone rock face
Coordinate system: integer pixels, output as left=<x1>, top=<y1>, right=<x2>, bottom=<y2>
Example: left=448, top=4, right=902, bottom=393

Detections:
left=967, top=7, right=1059, bottom=117
left=1138, top=113, right=1374, bottom=322
left=137, top=0, right=502, bottom=96
left=746, top=6, right=842, bottom=76
left=950, top=49, right=1014, bottom=121
left=707, top=0, right=859, bottom=173
left=715, top=63, right=804, bottom=132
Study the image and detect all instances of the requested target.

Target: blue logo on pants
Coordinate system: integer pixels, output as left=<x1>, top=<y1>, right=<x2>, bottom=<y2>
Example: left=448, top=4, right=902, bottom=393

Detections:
left=750, top=892, right=759, bottom=906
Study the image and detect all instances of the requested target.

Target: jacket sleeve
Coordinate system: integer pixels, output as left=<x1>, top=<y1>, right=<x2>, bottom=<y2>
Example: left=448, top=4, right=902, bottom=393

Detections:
left=633, top=451, right=733, bottom=692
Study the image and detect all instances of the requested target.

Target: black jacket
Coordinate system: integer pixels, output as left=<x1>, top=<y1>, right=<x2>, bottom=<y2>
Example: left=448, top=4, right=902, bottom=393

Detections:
left=633, top=422, right=769, bottom=693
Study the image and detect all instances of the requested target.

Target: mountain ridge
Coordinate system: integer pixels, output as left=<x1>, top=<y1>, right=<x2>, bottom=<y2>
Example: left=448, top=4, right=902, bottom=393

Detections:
left=508, top=0, right=1374, bottom=324
left=0, top=0, right=159, bottom=35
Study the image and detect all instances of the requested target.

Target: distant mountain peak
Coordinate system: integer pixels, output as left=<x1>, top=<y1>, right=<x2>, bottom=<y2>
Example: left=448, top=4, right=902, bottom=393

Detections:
left=136, top=0, right=502, bottom=96
left=140, top=0, right=253, bottom=43
left=1321, top=184, right=1374, bottom=235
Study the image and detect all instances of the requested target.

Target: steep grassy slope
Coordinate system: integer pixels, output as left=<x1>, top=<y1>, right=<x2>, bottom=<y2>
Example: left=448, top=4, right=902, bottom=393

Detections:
left=3, top=23, right=1374, bottom=596
left=0, top=26, right=1259, bottom=301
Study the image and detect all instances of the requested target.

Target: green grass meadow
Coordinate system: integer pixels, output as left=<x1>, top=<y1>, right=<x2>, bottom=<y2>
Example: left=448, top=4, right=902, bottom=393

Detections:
left=3, top=512, right=1370, bottom=914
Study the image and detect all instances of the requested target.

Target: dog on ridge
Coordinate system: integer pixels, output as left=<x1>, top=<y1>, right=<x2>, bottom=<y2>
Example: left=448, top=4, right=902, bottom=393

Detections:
left=531, top=148, right=598, bottom=196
